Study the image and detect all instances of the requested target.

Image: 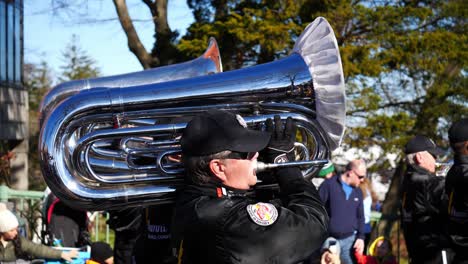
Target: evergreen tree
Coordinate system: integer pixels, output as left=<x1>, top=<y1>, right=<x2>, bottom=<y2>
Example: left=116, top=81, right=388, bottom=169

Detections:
left=182, top=0, right=467, bottom=246
left=26, top=62, right=53, bottom=113
left=59, top=34, right=100, bottom=82
left=24, top=61, right=54, bottom=190
left=181, top=0, right=304, bottom=70
left=295, top=0, right=467, bottom=246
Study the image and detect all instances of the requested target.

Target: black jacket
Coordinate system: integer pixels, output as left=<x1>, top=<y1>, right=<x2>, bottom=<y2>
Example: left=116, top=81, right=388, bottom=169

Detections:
left=400, top=165, right=450, bottom=255
left=171, top=167, right=329, bottom=264
left=445, top=154, right=468, bottom=252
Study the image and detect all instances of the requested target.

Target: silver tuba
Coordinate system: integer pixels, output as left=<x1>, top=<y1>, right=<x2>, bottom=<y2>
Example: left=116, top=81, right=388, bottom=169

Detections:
left=39, top=38, right=223, bottom=126
left=39, top=17, right=346, bottom=211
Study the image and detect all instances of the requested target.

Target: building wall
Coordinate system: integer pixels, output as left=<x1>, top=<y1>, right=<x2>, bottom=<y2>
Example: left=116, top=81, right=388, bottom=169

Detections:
left=0, top=0, right=27, bottom=190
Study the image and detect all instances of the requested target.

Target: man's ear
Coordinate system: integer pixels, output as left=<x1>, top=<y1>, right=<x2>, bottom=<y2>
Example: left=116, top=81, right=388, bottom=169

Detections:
left=414, top=152, right=424, bottom=164
left=209, top=159, right=227, bottom=182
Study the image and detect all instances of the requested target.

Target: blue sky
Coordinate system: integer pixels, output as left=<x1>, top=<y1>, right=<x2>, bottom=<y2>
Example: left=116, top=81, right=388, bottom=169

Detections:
left=24, top=1, right=194, bottom=78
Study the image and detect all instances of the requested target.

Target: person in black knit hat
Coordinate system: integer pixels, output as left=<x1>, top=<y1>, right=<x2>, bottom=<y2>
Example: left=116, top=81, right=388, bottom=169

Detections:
left=88, top=242, right=113, bottom=264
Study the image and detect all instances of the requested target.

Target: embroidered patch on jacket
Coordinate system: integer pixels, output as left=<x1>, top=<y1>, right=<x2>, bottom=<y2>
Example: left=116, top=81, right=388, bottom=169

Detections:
left=274, top=154, right=289, bottom=163
left=247, top=202, right=278, bottom=226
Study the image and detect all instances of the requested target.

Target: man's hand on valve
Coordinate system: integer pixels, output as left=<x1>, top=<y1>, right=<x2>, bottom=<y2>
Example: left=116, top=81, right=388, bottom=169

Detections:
left=263, top=115, right=297, bottom=164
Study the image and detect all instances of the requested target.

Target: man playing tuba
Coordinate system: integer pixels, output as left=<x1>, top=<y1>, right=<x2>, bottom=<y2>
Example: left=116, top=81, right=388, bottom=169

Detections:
left=171, top=110, right=329, bottom=263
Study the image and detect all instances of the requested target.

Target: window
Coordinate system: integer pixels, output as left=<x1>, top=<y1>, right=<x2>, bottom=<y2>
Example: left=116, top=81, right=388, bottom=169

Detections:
left=7, top=2, right=14, bottom=81
left=0, top=0, right=22, bottom=84
left=0, top=1, right=6, bottom=81
left=14, top=0, right=20, bottom=82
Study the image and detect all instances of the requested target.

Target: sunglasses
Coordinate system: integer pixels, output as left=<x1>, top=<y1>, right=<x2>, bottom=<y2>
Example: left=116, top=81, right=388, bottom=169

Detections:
left=224, top=151, right=257, bottom=160
left=353, top=170, right=366, bottom=179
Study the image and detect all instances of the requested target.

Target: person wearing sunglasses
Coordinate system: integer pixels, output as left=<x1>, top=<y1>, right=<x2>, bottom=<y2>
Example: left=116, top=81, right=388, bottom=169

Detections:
left=171, top=110, right=328, bottom=264
left=400, top=135, right=453, bottom=264
left=318, top=159, right=367, bottom=264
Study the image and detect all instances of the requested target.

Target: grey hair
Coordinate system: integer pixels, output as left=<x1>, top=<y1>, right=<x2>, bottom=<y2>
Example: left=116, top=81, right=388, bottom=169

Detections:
left=406, top=152, right=430, bottom=170
left=183, top=150, right=231, bottom=185
left=406, top=153, right=417, bottom=166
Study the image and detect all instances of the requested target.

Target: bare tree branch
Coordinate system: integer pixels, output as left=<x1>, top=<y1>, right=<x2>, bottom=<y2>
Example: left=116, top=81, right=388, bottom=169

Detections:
left=112, top=0, right=156, bottom=69
left=142, top=0, right=155, bottom=15
left=347, top=97, right=425, bottom=115
left=74, top=17, right=152, bottom=25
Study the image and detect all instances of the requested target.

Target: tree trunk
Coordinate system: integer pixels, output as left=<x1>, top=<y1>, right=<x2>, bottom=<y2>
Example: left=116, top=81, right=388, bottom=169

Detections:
left=151, top=0, right=179, bottom=66
left=370, top=160, right=405, bottom=241
left=113, top=0, right=155, bottom=69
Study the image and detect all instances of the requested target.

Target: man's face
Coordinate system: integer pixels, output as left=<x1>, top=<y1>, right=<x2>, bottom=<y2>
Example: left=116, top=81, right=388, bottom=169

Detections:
left=351, top=166, right=366, bottom=187
left=419, top=151, right=436, bottom=173
left=221, top=152, right=259, bottom=190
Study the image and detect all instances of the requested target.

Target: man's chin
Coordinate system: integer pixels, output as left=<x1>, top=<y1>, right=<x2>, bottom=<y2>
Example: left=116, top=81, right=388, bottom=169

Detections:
left=249, top=175, right=258, bottom=186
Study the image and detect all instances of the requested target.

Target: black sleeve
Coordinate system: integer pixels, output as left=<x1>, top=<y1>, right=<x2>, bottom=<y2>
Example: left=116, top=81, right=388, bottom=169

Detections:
left=108, top=207, right=143, bottom=264
left=275, top=167, right=329, bottom=238
left=427, top=176, right=446, bottom=214
left=107, top=207, right=143, bottom=232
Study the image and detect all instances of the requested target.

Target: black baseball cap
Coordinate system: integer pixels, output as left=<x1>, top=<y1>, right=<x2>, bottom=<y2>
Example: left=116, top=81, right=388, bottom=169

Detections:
left=181, top=110, right=270, bottom=156
left=448, top=118, right=468, bottom=144
left=404, top=135, right=444, bottom=157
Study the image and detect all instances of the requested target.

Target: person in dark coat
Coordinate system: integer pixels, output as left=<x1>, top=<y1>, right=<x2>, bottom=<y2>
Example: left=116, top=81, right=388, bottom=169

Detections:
left=400, top=135, right=452, bottom=264
left=133, top=204, right=174, bottom=264
left=106, top=207, right=142, bottom=264
left=171, top=110, right=328, bottom=264
left=43, top=190, right=90, bottom=247
left=446, top=118, right=468, bottom=264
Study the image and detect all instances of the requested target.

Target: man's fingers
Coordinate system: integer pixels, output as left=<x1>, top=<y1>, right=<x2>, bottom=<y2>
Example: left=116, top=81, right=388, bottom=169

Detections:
left=353, top=239, right=364, bottom=255
left=285, top=117, right=295, bottom=139
left=266, top=118, right=274, bottom=134
left=274, top=115, right=282, bottom=139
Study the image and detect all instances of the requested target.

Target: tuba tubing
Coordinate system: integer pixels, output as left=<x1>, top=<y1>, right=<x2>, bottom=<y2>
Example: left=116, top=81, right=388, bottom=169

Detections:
left=39, top=17, right=346, bottom=211
left=39, top=38, right=223, bottom=126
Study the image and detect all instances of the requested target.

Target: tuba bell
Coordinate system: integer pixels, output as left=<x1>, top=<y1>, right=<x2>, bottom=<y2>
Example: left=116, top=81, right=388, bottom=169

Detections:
left=39, top=17, right=346, bottom=211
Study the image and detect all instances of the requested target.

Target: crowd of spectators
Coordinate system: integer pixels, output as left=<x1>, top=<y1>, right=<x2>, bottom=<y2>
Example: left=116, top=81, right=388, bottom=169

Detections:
left=5, top=115, right=466, bottom=264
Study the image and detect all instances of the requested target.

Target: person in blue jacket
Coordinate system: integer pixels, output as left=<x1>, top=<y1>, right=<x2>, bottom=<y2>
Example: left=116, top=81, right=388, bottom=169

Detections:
left=319, top=159, right=366, bottom=264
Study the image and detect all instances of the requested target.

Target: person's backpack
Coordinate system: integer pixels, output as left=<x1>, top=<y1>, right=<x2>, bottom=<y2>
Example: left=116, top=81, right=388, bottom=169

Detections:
left=41, top=190, right=91, bottom=247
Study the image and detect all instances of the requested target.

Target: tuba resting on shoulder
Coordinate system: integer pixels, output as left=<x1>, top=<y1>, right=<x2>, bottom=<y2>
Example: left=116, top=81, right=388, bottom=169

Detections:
left=39, top=17, right=346, bottom=211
